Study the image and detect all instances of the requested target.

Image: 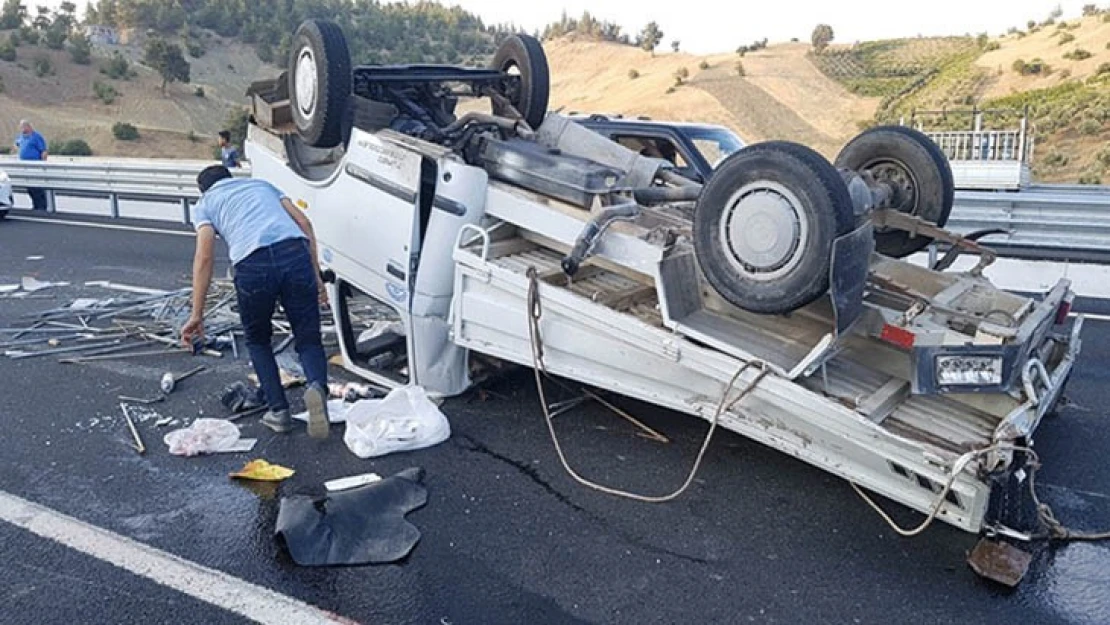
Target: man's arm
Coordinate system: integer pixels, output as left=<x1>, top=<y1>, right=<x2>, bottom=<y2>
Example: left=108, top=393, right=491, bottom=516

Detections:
left=281, top=198, right=322, bottom=275
left=181, top=225, right=216, bottom=346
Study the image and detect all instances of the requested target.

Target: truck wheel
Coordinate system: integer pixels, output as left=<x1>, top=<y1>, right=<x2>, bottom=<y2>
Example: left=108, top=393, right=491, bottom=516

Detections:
left=835, top=125, right=954, bottom=258
left=288, top=19, right=351, bottom=148
left=693, top=141, right=856, bottom=315
left=491, top=34, right=549, bottom=130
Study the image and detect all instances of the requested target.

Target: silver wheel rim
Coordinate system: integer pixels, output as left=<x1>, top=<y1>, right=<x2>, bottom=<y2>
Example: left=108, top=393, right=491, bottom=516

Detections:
left=718, top=181, right=810, bottom=282
left=295, top=48, right=318, bottom=118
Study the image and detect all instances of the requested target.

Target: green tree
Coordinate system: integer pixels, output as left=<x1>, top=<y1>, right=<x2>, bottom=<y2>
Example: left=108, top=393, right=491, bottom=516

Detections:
left=811, top=24, right=834, bottom=54
left=69, top=30, right=91, bottom=63
left=0, top=0, right=25, bottom=29
left=639, top=21, right=663, bottom=56
left=671, top=39, right=680, bottom=53
left=144, top=36, right=190, bottom=91
left=32, top=4, right=50, bottom=30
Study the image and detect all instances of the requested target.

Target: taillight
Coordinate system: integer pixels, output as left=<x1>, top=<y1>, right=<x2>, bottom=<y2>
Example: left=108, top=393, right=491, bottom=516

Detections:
left=880, top=323, right=916, bottom=349
left=1055, top=297, right=1073, bottom=325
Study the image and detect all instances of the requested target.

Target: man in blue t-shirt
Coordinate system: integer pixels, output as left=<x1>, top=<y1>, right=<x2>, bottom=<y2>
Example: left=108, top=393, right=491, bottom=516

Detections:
left=14, top=120, right=48, bottom=210
left=181, top=165, right=331, bottom=438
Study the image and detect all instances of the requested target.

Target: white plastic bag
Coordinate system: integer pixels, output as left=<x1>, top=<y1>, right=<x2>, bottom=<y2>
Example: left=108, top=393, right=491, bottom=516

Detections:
left=164, top=418, right=243, bottom=457
left=343, top=386, right=450, bottom=459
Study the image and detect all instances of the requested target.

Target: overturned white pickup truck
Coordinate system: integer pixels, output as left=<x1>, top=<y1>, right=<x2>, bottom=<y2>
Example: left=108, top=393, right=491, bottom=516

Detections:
left=243, top=20, right=1082, bottom=536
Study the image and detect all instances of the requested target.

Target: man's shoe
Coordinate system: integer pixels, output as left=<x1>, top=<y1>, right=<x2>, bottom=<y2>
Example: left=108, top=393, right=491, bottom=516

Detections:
left=305, top=383, right=330, bottom=439
left=262, top=408, right=294, bottom=433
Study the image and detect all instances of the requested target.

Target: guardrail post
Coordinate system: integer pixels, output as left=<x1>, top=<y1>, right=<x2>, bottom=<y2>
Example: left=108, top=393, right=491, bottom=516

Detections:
left=46, top=190, right=56, bottom=213
left=109, top=193, right=120, bottom=219
left=181, top=198, right=191, bottom=225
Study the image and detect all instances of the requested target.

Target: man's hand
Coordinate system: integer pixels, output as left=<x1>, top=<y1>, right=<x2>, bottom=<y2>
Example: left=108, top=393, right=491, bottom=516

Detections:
left=181, top=315, right=205, bottom=349
left=317, top=280, right=329, bottom=307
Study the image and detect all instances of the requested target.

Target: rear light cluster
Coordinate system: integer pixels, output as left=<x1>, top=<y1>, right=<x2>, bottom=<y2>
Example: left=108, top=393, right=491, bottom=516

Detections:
left=1055, top=295, right=1073, bottom=326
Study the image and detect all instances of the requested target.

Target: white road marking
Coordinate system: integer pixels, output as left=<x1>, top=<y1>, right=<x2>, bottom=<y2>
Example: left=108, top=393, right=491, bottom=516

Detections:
left=0, top=490, right=358, bottom=625
left=8, top=215, right=194, bottom=237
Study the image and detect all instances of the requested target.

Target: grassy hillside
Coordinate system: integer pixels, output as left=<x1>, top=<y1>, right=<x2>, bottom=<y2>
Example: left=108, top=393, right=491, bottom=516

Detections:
left=0, top=4, right=1106, bottom=185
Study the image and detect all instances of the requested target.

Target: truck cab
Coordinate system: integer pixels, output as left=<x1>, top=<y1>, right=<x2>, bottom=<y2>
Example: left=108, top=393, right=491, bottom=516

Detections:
left=569, top=114, right=745, bottom=184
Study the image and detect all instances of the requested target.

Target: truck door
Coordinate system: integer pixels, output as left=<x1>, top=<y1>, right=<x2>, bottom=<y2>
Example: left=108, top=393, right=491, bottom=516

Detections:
left=311, top=130, right=426, bottom=388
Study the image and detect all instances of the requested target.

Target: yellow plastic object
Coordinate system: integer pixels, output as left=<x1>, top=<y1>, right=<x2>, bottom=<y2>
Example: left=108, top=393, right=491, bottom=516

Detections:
left=230, top=459, right=295, bottom=482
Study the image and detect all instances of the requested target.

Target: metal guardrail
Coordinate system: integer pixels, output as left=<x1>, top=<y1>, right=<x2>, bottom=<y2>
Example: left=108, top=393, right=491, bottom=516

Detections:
left=0, top=157, right=251, bottom=223
left=3, top=157, right=1109, bottom=263
left=945, top=185, right=1110, bottom=262
left=924, top=130, right=1033, bottom=163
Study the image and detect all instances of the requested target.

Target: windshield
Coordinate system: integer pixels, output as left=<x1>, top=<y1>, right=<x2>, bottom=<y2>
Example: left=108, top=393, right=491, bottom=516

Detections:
left=683, top=127, right=745, bottom=169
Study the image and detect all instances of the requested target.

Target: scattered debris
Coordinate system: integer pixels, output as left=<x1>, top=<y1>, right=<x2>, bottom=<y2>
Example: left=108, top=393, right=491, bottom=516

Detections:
left=328, top=382, right=384, bottom=402
left=0, top=285, right=19, bottom=294
left=343, top=386, right=451, bottom=459
left=230, top=459, right=295, bottom=482
left=26, top=255, right=44, bottom=261
left=249, top=369, right=305, bottom=389
left=164, top=418, right=248, bottom=457
left=293, top=398, right=351, bottom=424
left=325, top=472, right=382, bottom=492
left=275, top=467, right=428, bottom=566
left=160, top=365, right=207, bottom=395
left=118, top=394, right=166, bottom=405
left=967, top=538, right=1033, bottom=587
left=221, top=382, right=265, bottom=413
left=21, top=276, right=70, bottom=292
left=154, top=416, right=175, bottom=427
left=120, top=403, right=146, bottom=455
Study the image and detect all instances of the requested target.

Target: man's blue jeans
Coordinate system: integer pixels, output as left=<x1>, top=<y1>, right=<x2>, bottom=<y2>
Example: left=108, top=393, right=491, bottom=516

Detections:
left=233, top=238, right=327, bottom=412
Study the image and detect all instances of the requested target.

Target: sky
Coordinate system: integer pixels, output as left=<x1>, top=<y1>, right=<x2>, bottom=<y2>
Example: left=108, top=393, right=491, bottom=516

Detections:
left=35, top=0, right=1098, bottom=54
left=445, top=0, right=1096, bottom=54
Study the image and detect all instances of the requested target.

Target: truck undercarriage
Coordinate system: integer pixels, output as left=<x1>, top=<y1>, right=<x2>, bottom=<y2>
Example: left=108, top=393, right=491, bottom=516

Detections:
left=243, top=20, right=1083, bottom=540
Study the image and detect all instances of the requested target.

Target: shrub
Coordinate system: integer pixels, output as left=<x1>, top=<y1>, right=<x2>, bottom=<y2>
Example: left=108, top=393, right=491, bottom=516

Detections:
left=1097, top=146, right=1110, bottom=168
left=698, top=60, right=709, bottom=70
left=1082, top=4, right=1099, bottom=16
left=43, top=25, right=66, bottom=50
left=976, top=33, right=989, bottom=48
left=103, top=52, right=132, bottom=80
left=1105, top=12, right=1110, bottom=22
left=112, top=122, right=140, bottom=141
left=1078, top=172, right=1102, bottom=184
left=1060, top=69, right=1072, bottom=79
left=1063, top=48, right=1092, bottom=60
left=736, top=60, right=745, bottom=76
left=194, top=86, right=205, bottom=97
left=186, top=41, right=205, bottom=58
left=33, top=54, right=53, bottom=77
left=1097, top=62, right=1110, bottom=76
left=1012, top=59, right=1027, bottom=74
left=627, top=68, right=639, bottom=79
left=8, top=29, right=19, bottom=46
left=1043, top=151, right=1069, bottom=167
left=665, top=86, right=676, bottom=94
left=69, top=33, right=92, bottom=65
left=1079, top=118, right=1102, bottom=135
left=93, top=81, right=118, bottom=104
left=1058, top=32, right=1075, bottom=45
left=19, top=26, right=38, bottom=45
left=50, top=139, right=93, bottom=156
left=0, top=40, right=15, bottom=62
left=674, top=66, right=689, bottom=81
left=985, top=41, right=1001, bottom=51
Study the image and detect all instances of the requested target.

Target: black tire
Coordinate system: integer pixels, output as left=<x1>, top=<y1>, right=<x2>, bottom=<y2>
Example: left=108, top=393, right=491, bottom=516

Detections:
left=288, top=19, right=351, bottom=148
left=835, top=125, right=954, bottom=258
left=0, top=210, right=7, bottom=221
left=693, top=141, right=856, bottom=315
left=491, top=34, right=550, bottom=130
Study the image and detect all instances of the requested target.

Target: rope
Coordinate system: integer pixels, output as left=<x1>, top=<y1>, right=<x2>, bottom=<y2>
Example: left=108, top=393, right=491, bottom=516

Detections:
left=852, top=444, right=1110, bottom=541
left=525, top=266, right=767, bottom=503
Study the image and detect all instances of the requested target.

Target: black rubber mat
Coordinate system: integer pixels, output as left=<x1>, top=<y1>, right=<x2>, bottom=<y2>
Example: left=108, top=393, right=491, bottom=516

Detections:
left=275, top=467, right=427, bottom=566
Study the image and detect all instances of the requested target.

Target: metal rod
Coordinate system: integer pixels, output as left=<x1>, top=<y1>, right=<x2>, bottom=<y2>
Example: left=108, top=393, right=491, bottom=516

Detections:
left=120, top=403, right=145, bottom=455
left=6, top=339, right=121, bottom=360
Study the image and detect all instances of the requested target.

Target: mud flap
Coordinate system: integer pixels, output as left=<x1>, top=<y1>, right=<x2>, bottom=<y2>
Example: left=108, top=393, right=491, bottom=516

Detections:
left=830, top=221, right=875, bottom=338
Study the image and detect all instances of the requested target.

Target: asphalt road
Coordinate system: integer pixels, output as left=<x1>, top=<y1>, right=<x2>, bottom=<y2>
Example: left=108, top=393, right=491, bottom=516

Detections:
left=1, top=215, right=1109, bottom=625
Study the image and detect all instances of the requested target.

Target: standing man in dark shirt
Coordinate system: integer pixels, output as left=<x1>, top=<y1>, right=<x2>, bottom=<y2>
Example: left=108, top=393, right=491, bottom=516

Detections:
left=218, top=130, right=241, bottom=168
left=14, top=120, right=48, bottom=211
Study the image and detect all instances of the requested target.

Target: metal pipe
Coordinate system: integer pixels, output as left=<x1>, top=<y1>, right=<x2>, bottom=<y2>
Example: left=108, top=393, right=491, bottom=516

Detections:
left=631, top=186, right=702, bottom=204
left=561, top=202, right=642, bottom=277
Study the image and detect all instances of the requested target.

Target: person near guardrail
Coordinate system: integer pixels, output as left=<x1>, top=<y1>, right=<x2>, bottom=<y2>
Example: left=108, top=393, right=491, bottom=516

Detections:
left=14, top=120, right=48, bottom=210
left=218, top=130, right=240, bottom=168
left=181, top=165, right=331, bottom=439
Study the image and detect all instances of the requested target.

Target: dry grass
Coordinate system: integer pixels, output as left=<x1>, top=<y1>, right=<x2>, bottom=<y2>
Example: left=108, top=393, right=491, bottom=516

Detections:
left=977, top=15, right=1110, bottom=98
